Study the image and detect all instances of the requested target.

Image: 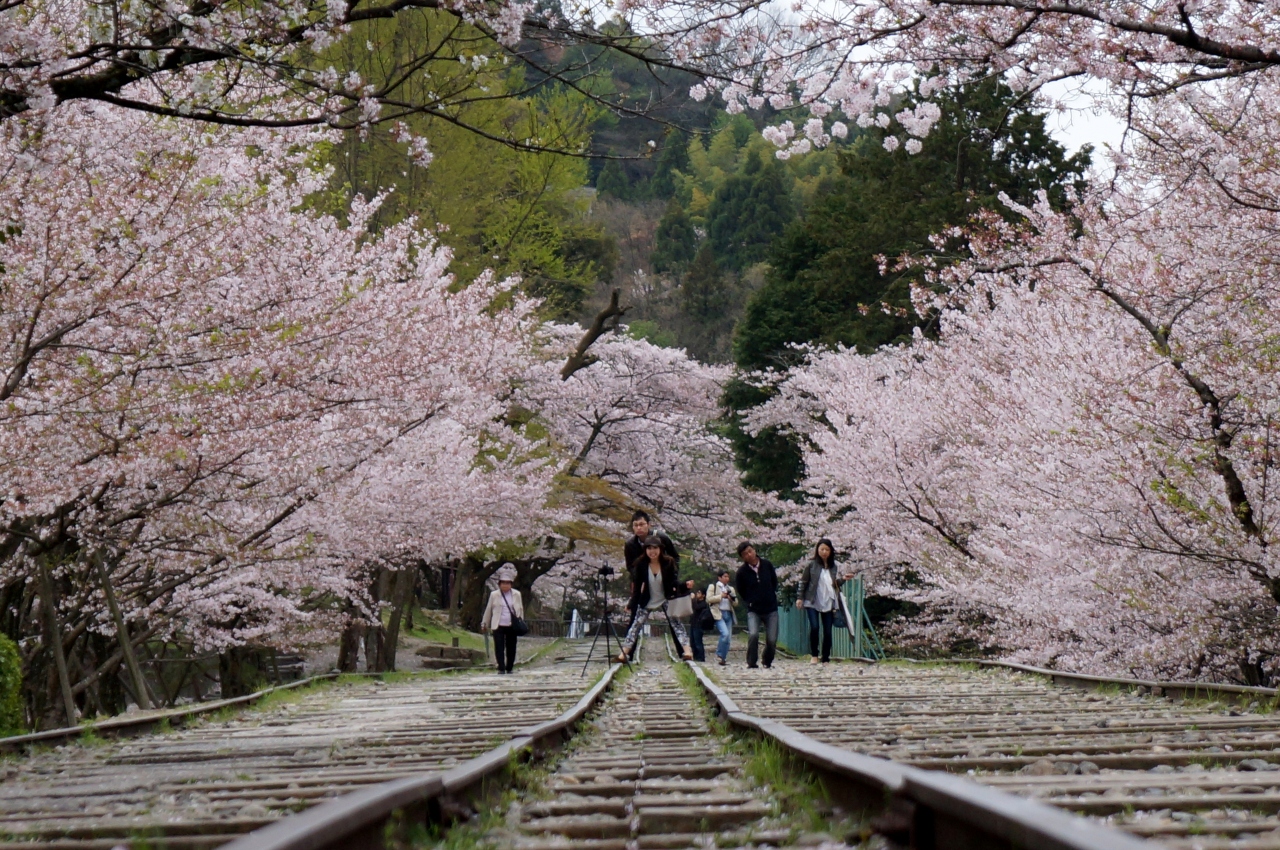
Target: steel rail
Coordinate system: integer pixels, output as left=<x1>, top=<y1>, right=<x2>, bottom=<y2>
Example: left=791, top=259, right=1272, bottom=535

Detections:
left=0, top=672, right=344, bottom=752
left=217, top=652, right=628, bottom=850
left=1, top=639, right=567, bottom=754
left=932, top=657, right=1279, bottom=702
left=683, top=660, right=1152, bottom=850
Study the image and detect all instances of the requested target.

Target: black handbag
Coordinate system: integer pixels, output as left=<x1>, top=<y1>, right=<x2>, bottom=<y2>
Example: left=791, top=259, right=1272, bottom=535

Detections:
left=833, top=595, right=849, bottom=630
left=502, top=593, right=530, bottom=636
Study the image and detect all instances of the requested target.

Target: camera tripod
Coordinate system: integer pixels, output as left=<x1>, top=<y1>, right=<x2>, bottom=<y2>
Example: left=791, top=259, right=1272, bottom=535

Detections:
left=581, top=563, right=633, bottom=676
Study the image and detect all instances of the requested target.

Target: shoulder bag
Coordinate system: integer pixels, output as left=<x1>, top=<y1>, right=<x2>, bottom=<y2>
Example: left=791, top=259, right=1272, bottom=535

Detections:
left=502, top=593, right=530, bottom=636
left=665, top=593, right=693, bottom=619
left=832, top=591, right=849, bottom=630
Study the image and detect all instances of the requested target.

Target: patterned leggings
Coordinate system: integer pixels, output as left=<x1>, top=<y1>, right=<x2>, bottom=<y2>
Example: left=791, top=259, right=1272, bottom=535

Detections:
left=622, top=602, right=689, bottom=654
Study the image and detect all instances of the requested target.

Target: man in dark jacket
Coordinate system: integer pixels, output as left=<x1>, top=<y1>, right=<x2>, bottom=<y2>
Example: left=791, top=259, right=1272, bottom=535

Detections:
left=735, top=542, right=779, bottom=668
left=624, top=511, right=679, bottom=578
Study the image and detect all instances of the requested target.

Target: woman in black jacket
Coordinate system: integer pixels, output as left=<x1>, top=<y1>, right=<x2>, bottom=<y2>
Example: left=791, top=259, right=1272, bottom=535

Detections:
left=795, top=538, right=846, bottom=663
left=617, top=536, right=692, bottom=662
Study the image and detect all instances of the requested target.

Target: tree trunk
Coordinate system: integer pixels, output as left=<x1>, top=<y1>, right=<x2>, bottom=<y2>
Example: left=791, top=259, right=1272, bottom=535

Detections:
left=363, top=625, right=387, bottom=672
left=459, top=557, right=502, bottom=632
left=337, top=619, right=363, bottom=672
left=93, top=556, right=152, bottom=710
left=218, top=647, right=256, bottom=698
left=448, top=558, right=468, bottom=625
left=37, top=557, right=78, bottom=727
left=1239, top=656, right=1271, bottom=687
left=382, top=568, right=416, bottom=673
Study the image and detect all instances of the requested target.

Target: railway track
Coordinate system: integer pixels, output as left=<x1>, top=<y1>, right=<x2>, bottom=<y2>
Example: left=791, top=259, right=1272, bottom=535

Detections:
left=0, top=642, right=606, bottom=850
left=13, top=635, right=1267, bottom=850
left=467, top=642, right=857, bottom=850
left=710, top=659, right=1280, bottom=848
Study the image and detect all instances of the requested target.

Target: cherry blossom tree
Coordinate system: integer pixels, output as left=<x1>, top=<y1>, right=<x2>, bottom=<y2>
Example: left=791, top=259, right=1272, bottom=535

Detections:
left=750, top=79, right=1280, bottom=682
left=0, top=101, right=546, bottom=721
left=0, top=0, right=728, bottom=156
left=447, top=325, right=773, bottom=626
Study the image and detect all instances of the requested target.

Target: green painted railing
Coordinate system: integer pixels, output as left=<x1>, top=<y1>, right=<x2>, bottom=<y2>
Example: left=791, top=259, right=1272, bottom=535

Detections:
left=777, top=575, right=885, bottom=660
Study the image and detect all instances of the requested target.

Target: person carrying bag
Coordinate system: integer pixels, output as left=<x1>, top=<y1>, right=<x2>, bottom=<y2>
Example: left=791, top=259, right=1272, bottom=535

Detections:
left=617, top=536, right=693, bottom=662
left=796, top=538, right=849, bottom=664
left=481, top=565, right=525, bottom=674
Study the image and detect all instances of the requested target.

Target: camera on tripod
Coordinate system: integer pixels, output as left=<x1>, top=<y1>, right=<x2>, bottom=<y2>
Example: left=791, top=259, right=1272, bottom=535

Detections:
left=582, top=561, right=629, bottom=675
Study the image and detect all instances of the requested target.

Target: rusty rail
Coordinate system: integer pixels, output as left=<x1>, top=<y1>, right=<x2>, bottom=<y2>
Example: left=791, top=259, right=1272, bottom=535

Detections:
left=684, top=660, right=1151, bottom=850
left=219, top=653, right=627, bottom=850
left=0, top=672, right=344, bottom=752
left=939, top=657, right=1279, bottom=702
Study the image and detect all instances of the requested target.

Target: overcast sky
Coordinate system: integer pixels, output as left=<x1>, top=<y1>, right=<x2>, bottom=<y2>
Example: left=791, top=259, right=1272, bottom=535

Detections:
left=1040, top=79, right=1128, bottom=169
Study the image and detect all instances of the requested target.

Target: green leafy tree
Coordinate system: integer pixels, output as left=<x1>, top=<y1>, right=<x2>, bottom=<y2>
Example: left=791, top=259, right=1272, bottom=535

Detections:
left=650, top=129, right=691, bottom=199
left=652, top=199, right=699, bottom=274
left=682, top=243, right=727, bottom=319
left=678, top=244, right=737, bottom=361
left=314, top=14, right=612, bottom=321
left=706, top=149, right=797, bottom=272
left=0, top=633, right=21, bottom=735
left=595, top=159, right=634, bottom=200
left=729, top=76, right=1091, bottom=491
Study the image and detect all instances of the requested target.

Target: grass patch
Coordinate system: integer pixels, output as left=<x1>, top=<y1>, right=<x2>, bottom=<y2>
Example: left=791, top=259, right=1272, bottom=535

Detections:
left=200, top=677, right=341, bottom=724
left=405, top=612, right=486, bottom=651
left=734, top=734, right=845, bottom=834
left=77, top=725, right=106, bottom=747
left=670, top=646, right=864, bottom=842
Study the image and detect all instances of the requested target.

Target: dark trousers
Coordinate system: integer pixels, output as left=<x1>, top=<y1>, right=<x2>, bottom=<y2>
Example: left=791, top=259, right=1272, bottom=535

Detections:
left=807, top=608, right=834, bottom=661
left=689, top=624, right=706, bottom=661
left=746, top=610, right=778, bottom=668
left=493, top=626, right=518, bottom=672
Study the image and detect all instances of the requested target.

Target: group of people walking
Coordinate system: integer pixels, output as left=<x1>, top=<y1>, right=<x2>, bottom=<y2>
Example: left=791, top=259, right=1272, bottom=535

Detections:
left=480, top=511, right=853, bottom=673
left=615, top=512, right=853, bottom=668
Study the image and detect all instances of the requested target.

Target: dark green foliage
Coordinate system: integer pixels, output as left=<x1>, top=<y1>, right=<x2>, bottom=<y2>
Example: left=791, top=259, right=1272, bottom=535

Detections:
left=626, top=320, right=678, bottom=348
left=706, top=150, right=796, bottom=272
left=728, top=77, right=1090, bottom=490
left=723, top=377, right=807, bottom=494
left=677, top=244, right=736, bottom=362
left=595, top=159, right=633, bottom=200
left=652, top=199, right=698, bottom=274
left=735, top=77, right=1090, bottom=368
left=535, top=20, right=716, bottom=189
left=865, top=595, right=923, bottom=628
left=682, top=243, right=726, bottom=318
left=0, top=633, right=23, bottom=735
left=650, top=130, right=691, bottom=199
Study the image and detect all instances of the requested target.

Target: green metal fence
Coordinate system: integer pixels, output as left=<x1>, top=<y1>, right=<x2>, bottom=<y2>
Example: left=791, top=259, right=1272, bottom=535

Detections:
left=777, top=575, right=885, bottom=660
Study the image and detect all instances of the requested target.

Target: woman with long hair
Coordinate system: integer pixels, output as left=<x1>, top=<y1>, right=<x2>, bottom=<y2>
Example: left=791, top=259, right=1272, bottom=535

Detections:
left=617, top=536, right=693, bottom=662
left=796, top=538, right=846, bottom=664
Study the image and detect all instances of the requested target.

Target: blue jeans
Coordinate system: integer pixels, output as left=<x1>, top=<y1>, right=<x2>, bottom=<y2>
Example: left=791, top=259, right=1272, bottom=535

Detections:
left=806, top=607, right=834, bottom=661
left=714, top=611, right=734, bottom=660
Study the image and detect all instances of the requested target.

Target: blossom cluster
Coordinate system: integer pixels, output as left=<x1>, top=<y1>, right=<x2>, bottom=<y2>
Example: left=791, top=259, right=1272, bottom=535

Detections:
left=752, top=77, right=1280, bottom=681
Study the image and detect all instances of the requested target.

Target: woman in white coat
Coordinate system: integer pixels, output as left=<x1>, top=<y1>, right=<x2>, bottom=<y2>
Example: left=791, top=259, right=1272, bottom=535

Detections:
left=480, top=565, right=524, bottom=674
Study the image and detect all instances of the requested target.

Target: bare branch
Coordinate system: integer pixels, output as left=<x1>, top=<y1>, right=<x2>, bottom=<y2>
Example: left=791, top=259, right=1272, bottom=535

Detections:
left=561, top=289, right=628, bottom=380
